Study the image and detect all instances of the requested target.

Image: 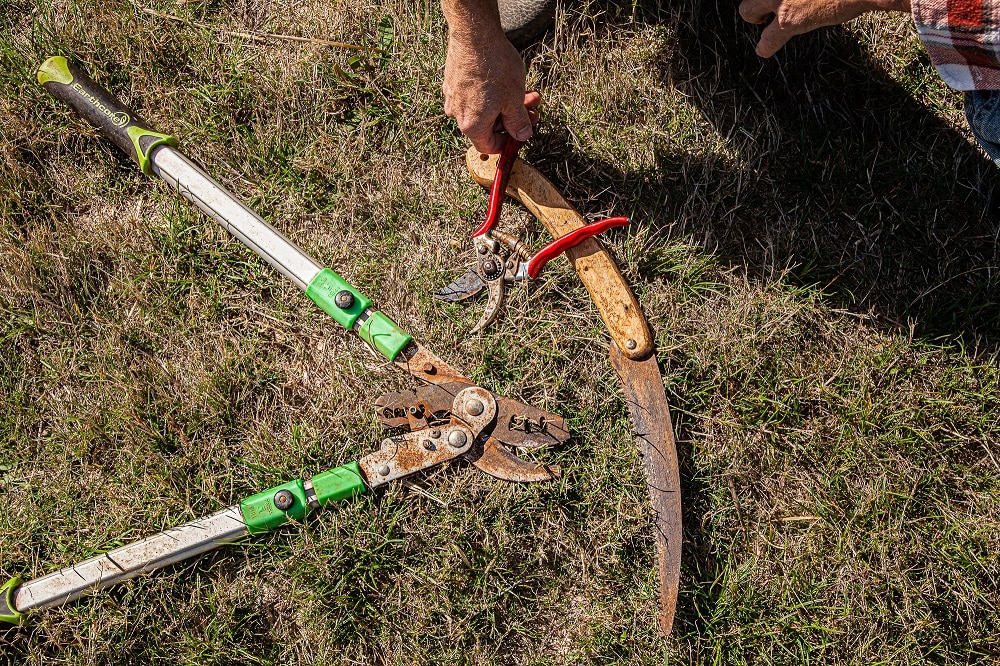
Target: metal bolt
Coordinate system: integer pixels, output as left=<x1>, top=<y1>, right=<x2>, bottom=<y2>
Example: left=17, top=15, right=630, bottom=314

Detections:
left=334, top=290, right=354, bottom=309
left=448, top=430, right=468, bottom=448
left=464, top=398, right=484, bottom=416
left=625, top=339, right=637, bottom=350
left=431, top=429, right=441, bottom=439
left=273, top=489, right=295, bottom=511
left=422, top=439, right=435, bottom=450
left=377, top=464, right=391, bottom=477
left=482, top=259, right=497, bottom=274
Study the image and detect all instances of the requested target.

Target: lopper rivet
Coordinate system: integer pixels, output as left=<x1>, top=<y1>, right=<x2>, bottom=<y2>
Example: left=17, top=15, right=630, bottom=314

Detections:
left=334, top=290, right=354, bottom=309
left=377, top=464, right=391, bottom=477
left=464, top=399, right=484, bottom=416
left=625, top=339, right=637, bottom=350
left=273, top=489, right=295, bottom=511
left=478, top=244, right=489, bottom=255
left=448, top=430, right=468, bottom=448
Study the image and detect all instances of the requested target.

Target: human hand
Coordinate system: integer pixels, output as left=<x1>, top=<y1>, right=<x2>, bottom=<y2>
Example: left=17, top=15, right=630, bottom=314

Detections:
left=739, top=0, right=911, bottom=57
left=442, top=31, right=541, bottom=153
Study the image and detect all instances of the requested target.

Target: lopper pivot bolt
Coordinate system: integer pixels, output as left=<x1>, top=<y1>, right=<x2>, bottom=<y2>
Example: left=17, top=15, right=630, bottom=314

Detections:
left=435, top=136, right=629, bottom=333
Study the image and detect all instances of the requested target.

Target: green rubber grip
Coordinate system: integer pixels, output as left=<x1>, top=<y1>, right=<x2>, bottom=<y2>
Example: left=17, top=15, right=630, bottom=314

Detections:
left=312, top=462, right=366, bottom=506
left=240, top=479, right=309, bottom=535
left=0, top=577, right=24, bottom=625
left=358, top=311, right=412, bottom=361
left=306, top=268, right=373, bottom=330
left=36, top=56, right=177, bottom=175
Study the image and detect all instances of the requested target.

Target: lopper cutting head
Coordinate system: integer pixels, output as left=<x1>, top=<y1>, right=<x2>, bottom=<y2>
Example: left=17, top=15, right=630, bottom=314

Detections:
left=373, top=380, right=566, bottom=482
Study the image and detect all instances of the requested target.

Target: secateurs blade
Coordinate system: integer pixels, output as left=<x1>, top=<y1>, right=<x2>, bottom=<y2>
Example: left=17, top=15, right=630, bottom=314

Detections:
left=434, top=136, right=629, bottom=333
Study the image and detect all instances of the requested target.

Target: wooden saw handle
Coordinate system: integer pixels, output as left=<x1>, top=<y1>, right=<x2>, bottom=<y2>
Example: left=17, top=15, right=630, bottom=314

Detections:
left=466, top=147, right=653, bottom=360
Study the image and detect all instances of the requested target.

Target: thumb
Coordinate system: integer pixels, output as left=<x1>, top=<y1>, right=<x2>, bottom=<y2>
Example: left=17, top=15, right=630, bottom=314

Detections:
left=500, top=101, right=534, bottom=142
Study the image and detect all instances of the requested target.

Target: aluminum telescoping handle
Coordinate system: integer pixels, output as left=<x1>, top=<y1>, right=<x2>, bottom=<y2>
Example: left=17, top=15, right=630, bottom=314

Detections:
left=3, top=508, right=248, bottom=619
left=36, top=56, right=413, bottom=362
left=151, top=146, right=322, bottom=290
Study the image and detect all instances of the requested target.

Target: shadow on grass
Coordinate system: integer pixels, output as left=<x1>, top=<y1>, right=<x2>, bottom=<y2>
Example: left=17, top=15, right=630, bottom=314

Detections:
left=527, top=0, right=999, bottom=644
left=532, top=0, right=999, bottom=348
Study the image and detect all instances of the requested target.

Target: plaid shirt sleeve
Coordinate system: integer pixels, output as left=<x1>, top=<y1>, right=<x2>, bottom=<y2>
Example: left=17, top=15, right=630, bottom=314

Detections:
left=913, top=0, right=1000, bottom=89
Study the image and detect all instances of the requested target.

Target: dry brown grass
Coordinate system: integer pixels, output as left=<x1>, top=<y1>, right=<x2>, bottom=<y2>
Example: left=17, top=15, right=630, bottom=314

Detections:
left=1, top=0, right=998, bottom=663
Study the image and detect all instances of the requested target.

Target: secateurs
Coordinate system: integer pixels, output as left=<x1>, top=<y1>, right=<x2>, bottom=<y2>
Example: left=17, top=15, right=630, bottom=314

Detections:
left=435, top=136, right=629, bottom=332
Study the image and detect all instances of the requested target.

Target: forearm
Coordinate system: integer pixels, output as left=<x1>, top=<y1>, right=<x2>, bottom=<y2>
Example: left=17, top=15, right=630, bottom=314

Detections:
left=441, top=0, right=506, bottom=43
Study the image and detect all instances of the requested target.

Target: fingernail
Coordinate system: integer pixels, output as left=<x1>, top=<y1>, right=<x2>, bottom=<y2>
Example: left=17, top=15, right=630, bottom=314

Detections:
left=514, top=127, right=532, bottom=141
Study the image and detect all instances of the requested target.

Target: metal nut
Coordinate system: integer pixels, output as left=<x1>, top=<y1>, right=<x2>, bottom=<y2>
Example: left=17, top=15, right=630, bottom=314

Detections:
left=273, top=489, right=295, bottom=511
left=334, top=290, right=354, bottom=309
left=448, top=430, right=468, bottom=448
left=377, top=464, right=391, bottom=477
left=464, top=399, right=484, bottom=416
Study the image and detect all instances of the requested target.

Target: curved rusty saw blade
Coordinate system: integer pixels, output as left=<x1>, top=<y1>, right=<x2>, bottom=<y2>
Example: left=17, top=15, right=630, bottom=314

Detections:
left=466, top=147, right=683, bottom=634
left=610, top=344, right=682, bottom=635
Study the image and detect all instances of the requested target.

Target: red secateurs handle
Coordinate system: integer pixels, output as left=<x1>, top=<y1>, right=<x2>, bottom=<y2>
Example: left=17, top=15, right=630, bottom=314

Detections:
left=472, top=136, right=524, bottom=238
left=525, top=216, right=630, bottom=279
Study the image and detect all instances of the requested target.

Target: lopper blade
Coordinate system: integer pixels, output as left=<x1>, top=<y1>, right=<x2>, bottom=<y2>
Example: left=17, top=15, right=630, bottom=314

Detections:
left=466, top=436, right=560, bottom=482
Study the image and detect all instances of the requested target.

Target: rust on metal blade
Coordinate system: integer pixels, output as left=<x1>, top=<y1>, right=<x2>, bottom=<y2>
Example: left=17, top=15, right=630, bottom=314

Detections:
left=467, top=436, right=560, bottom=482
left=609, top=343, right=682, bottom=636
left=394, top=343, right=469, bottom=386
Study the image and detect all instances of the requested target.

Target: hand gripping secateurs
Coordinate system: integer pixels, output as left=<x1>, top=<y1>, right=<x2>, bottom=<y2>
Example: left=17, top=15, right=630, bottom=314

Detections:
left=434, top=137, right=629, bottom=333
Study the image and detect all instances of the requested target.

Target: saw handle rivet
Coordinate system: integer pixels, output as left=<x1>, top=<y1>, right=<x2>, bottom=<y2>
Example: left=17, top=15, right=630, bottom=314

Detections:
left=431, top=429, right=441, bottom=438
left=334, top=290, right=354, bottom=309
left=625, top=339, right=637, bottom=350
left=422, top=439, right=435, bottom=450
left=464, top=399, right=485, bottom=416
left=448, top=430, right=468, bottom=448
left=377, top=464, right=391, bottom=477
left=273, top=489, right=295, bottom=511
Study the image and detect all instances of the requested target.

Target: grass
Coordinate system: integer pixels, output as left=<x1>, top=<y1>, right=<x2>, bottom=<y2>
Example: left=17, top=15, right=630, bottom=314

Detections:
left=1, top=0, right=999, bottom=662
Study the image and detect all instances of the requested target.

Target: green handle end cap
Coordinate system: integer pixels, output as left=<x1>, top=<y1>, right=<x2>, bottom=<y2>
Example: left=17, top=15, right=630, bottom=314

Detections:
left=312, top=462, right=366, bottom=506
left=37, top=56, right=73, bottom=85
left=306, top=268, right=373, bottom=330
left=240, top=479, right=309, bottom=535
left=126, top=125, right=177, bottom=175
left=0, top=577, right=25, bottom=625
left=358, top=311, right=412, bottom=361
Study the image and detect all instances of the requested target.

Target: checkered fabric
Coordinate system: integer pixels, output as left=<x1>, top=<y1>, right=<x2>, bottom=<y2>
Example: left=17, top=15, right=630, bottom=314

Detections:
left=914, top=0, right=1000, bottom=89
